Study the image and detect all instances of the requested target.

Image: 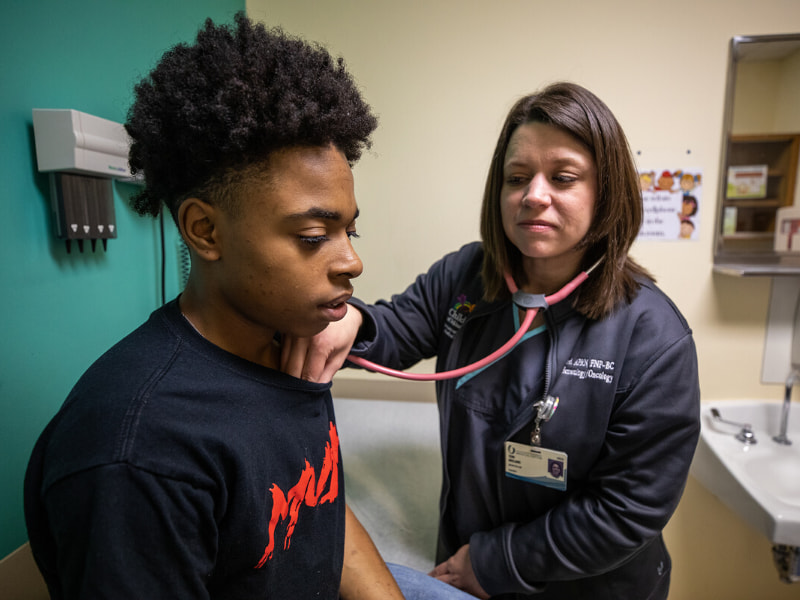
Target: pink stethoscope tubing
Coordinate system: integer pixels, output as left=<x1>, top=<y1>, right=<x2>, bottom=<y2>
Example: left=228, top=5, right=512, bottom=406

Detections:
left=346, top=258, right=602, bottom=381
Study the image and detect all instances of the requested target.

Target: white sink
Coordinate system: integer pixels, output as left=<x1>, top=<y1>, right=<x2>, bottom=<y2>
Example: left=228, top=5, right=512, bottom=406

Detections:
left=690, top=400, right=800, bottom=545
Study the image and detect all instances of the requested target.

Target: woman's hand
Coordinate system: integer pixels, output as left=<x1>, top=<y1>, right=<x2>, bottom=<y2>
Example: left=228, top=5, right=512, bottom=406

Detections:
left=281, top=304, right=363, bottom=382
left=429, top=544, right=489, bottom=599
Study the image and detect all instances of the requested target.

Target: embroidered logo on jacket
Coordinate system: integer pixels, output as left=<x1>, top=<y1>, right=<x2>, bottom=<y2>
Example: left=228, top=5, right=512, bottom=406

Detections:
left=254, top=422, right=340, bottom=568
left=561, top=356, right=615, bottom=384
left=444, top=294, right=475, bottom=339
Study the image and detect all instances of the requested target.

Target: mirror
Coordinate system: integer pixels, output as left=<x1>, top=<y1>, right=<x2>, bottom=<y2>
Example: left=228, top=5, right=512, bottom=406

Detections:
left=713, top=34, right=800, bottom=275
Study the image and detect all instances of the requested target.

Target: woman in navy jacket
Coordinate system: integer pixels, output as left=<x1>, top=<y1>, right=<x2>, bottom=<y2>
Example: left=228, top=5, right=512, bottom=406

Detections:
left=285, top=82, right=701, bottom=600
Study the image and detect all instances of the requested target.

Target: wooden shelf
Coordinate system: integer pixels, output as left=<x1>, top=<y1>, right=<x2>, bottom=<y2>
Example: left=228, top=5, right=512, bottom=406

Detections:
left=722, top=232, right=775, bottom=241
left=716, top=133, right=800, bottom=258
left=723, top=198, right=781, bottom=208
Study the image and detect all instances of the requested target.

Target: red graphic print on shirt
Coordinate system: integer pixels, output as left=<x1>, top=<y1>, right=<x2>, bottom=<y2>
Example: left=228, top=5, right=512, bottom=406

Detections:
left=255, top=422, right=340, bottom=568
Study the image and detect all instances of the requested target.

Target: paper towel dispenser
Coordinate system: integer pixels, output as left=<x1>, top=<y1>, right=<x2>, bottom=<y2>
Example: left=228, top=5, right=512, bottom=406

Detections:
left=31, top=109, right=139, bottom=253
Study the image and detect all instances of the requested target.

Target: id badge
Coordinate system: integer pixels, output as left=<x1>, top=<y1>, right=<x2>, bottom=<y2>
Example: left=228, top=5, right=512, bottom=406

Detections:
left=504, top=441, right=567, bottom=491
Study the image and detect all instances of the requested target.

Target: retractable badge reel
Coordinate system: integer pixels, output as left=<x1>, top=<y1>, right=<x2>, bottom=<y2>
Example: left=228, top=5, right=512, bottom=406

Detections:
left=504, top=395, right=568, bottom=491
left=531, top=395, right=559, bottom=446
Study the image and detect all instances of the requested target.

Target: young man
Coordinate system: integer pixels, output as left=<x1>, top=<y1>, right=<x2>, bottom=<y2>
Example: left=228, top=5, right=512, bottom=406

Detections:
left=24, top=13, right=403, bottom=599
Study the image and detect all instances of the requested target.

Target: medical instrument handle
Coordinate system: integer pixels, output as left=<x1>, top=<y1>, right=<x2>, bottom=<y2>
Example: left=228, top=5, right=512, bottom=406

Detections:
left=346, top=268, right=590, bottom=382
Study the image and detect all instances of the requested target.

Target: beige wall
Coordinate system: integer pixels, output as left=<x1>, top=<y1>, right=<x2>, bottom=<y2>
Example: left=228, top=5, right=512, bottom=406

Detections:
left=248, top=1, right=800, bottom=597
left=733, top=60, right=783, bottom=134
left=734, top=49, right=800, bottom=133
left=775, top=48, right=800, bottom=131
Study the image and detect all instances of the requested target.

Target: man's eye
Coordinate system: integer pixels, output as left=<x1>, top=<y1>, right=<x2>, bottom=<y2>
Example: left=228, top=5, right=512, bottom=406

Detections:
left=298, top=235, right=328, bottom=246
left=347, top=231, right=360, bottom=240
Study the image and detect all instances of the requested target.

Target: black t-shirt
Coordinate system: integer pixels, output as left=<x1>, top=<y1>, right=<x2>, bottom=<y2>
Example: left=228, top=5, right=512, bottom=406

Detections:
left=25, top=300, right=345, bottom=599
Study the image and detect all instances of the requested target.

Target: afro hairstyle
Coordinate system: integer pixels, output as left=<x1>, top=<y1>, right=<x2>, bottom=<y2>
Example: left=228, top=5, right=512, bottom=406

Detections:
left=125, top=12, right=378, bottom=219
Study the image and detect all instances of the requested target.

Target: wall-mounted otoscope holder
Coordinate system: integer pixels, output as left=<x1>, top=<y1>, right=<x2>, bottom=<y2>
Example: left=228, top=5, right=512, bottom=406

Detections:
left=49, top=172, right=116, bottom=253
left=31, top=108, right=142, bottom=253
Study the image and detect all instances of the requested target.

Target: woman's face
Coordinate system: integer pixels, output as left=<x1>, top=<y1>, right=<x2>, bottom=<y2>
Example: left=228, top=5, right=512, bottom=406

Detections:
left=500, top=121, right=597, bottom=285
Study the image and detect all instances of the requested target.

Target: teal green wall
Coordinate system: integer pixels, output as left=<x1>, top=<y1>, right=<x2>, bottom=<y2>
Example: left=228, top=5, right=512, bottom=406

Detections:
left=0, top=0, right=244, bottom=557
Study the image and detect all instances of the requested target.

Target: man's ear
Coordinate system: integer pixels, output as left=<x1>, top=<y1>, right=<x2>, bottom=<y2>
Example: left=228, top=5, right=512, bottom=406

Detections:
left=178, top=198, right=221, bottom=261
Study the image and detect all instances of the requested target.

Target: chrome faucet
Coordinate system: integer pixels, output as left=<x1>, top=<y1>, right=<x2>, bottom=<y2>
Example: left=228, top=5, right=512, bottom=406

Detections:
left=711, top=408, right=757, bottom=444
left=774, top=370, right=797, bottom=445
left=776, top=284, right=800, bottom=446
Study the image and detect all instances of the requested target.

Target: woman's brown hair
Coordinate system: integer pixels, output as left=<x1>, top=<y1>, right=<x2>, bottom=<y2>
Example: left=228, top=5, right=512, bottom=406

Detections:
left=480, top=82, right=652, bottom=320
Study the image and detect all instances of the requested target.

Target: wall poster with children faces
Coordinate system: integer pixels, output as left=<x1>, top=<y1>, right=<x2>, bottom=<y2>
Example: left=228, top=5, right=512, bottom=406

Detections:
left=637, top=169, right=702, bottom=241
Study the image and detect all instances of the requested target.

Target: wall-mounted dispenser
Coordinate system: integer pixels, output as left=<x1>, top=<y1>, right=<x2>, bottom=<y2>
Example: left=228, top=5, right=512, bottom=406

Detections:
left=32, top=109, right=141, bottom=253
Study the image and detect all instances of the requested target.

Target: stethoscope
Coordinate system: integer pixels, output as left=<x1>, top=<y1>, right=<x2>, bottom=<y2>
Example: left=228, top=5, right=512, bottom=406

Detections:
left=346, top=257, right=604, bottom=381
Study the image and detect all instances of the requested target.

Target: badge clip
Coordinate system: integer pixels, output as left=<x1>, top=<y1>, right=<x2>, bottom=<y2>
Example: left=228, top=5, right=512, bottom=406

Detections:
left=531, top=395, right=559, bottom=446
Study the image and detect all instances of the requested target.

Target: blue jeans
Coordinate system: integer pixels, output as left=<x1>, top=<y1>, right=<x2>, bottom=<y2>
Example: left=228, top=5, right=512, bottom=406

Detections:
left=388, top=563, right=480, bottom=599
